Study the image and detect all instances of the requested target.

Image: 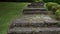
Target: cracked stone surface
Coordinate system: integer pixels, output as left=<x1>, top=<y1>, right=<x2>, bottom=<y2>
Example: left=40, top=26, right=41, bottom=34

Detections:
left=14, top=14, right=58, bottom=23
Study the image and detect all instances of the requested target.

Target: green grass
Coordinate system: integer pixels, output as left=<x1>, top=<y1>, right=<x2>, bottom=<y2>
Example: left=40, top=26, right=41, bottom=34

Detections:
left=0, top=2, right=28, bottom=34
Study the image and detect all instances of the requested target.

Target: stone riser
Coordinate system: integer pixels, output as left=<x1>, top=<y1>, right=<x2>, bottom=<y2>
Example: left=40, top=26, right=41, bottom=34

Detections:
left=10, top=25, right=58, bottom=29
left=23, top=11, right=47, bottom=14
left=28, top=4, right=43, bottom=5
left=27, top=5, right=44, bottom=8
left=23, top=8, right=47, bottom=11
left=23, top=8, right=47, bottom=14
left=10, top=23, right=58, bottom=28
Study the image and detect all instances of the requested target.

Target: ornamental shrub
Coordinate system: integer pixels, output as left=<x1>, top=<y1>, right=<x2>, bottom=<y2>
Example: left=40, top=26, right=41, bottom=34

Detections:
left=46, top=2, right=58, bottom=10
left=55, top=9, right=60, bottom=20
left=45, top=2, right=59, bottom=14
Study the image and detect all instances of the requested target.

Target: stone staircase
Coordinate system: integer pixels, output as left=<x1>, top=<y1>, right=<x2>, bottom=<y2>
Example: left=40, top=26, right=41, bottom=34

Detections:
left=7, top=2, right=60, bottom=34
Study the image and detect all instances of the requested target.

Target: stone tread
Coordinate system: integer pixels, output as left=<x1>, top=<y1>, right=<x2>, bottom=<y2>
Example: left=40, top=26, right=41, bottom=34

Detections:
left=8, top=27, right=60, bottom=33
left=27, top=6, right=44, bottom=7
left=25, top=8, right=46, bottom=9
left=10, top=15, right=59, bottom=28
left=23, top=11, right=48, bottom=14
left=13, top=15, right=59, bottom=24
left=23, top=8, right=47, bottom=11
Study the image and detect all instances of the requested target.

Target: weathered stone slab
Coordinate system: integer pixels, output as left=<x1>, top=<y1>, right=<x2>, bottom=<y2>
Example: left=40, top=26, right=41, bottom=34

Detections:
left=23, top=8, right=47, bottom=11
left=10, top=15, right=45, bottom=27
left=10, top=15, right=59, bottom=27
left=8, top=27, right=60, bottom=34
left=31, top=2, right=44, bottom=6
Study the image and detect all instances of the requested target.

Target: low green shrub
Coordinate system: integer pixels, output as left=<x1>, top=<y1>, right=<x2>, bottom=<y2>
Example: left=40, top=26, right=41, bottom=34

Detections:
left=57, top=21, right=60, bottom=27
left=56, top=5, right=60, bottom=9
left=46, top=2, right=58, bottom=10
left=43, top=0, right=60, bottom=4
left=44, top=2, right=60, bottom=20
left=51, top=5, right=59, bottom=14
left=45, top=2, right=60, bottom=14
left=34, top=0, right=43, bottom=2
left=44, top=3, right=47, bottom=8
left=43, top=0, right=56, bottom=3
left=55, top=9, right=60, bottom=20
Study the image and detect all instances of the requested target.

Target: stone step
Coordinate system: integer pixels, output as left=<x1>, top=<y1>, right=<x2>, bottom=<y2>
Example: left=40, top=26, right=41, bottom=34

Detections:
left=28, top=2, right=44, bottom=6
left=10, top=15, right=59, bottom=28
left=8, top=27, right=60, bottom=34
left=23, top=8, right=47, bottom=14
left=27, top=2, right=44, bottom=8
left=10, top=20, right=58, bottom=28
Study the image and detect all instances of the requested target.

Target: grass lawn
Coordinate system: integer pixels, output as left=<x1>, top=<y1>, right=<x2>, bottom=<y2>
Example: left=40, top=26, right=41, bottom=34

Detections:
left=0, top=2, right=28, bottom=34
